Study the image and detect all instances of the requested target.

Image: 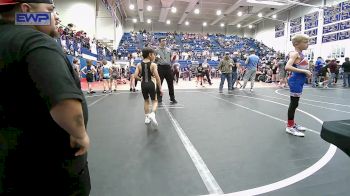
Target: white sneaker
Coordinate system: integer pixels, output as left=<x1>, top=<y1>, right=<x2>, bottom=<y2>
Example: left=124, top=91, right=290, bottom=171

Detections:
left=294, top=124, right=306, bottom=132
left=148, top=112, right=158, bottom=126
left=250, top=88, right=254, bottom=92
left=239, top=88, right=244, bottom=91
left=145, top=115, right=151, bottom=124
left=286, top=127, right=305, bottom=137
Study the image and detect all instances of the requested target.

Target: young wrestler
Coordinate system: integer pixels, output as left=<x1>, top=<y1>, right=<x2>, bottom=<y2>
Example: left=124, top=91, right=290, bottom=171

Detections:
left=285, top=34, right=312, bottom=137
left=134, top=47, right=163, bottom=126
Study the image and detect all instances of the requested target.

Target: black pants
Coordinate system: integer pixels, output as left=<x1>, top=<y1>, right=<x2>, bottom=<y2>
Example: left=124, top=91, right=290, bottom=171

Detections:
left=1, top=148, right=91, bottom=196
left=204, top=70, right=212, bottom=84
left=173, top=71, right=179, bottom=83
left=157, top=66, right=175, bottom=101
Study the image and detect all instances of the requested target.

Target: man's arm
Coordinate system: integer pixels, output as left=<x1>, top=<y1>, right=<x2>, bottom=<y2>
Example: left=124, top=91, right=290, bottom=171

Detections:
left=152, top=63, right=163, bottom=95
left=50, top=99, right=89, bottom=156
left=218, top=61, right=223, bottom=70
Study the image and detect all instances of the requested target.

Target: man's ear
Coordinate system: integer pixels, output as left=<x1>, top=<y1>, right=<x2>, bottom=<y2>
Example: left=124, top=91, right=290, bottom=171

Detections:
left=19, top=3, right=32, bottom=12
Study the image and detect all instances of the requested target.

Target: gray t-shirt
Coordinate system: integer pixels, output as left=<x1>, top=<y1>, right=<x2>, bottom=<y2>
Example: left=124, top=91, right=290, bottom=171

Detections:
left=278, top=60, right=286, bottom=74
left=156, top=47, right=171, bottom=66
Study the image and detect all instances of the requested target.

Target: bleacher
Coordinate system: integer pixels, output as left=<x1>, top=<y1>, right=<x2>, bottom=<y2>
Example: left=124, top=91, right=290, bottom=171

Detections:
left=116, top=31, right=275, bottom=65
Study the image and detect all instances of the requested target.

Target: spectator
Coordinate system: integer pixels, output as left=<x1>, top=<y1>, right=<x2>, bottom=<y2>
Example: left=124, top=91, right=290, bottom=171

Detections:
left=0, top=1, right=91, bottom=195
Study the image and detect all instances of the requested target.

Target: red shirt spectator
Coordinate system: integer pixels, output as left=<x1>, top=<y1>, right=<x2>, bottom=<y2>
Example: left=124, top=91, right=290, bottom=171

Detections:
left=328, top=60, right=337, bottom=73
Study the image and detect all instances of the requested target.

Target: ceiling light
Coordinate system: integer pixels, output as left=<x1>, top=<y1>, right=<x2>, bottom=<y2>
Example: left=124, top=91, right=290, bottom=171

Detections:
left=185, top=21, right=189, bottom=25
left=147, top=19, right=151, bottom=23
left=246, top=0, right=286, bottom=6
left=220, top=23, right=225, bottom=27
left=166, top=20, right=171, bottom=24
left=147, top=5, right=152, bottom=11
left=249, top=25, right=253, bottom=29
left=171, top=7, right=177, bottom=13
left=237, top=24, right=241, bottom=28
left=129, top=4, right=135, bottom=10
left=258, top=13, right=263, bottom=17
left=203, top=22, right=207, bottom=26
left=272, top=14, right=277, bottom=19
left=132, top=18, right=137, bottom=23
left=216, top=10, right=222, bottom=15
left=194, top=8, right=200, bottom=14
left=237, top=11, right=243, bottom=16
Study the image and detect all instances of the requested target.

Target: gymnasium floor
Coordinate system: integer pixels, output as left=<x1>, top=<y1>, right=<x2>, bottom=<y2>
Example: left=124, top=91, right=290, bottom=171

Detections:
left=85, top=85, right=350, bottom=196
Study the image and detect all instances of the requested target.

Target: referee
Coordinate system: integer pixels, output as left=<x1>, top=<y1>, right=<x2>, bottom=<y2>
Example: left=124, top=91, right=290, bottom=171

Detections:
left=155, top=37, right=177, bottom=104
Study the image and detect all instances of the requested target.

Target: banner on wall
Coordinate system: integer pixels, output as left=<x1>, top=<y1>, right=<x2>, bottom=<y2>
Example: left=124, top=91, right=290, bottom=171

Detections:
left=290, top=25, right=302, bottom=34
left=304, top=29, right=318, bottom=37
left=324, top=1, right=350, bottom=24
left=338, top=30, right=350, bottom=40
left=304, top=11, right=319, bottom=30
left=309, top=37, right=317, bottom=45
left=321, top=0, right=350, bottom=43
left=275, top=30, right=284, bottom=38
left=290, top=17, right=302, bottom=26
left=275, top=23, right=284, bottom=38
left=324, top=2, right=342, bottom=24
left=290, top=17, right=302, bottom=34
left=322, top=32, right=339, bottom=43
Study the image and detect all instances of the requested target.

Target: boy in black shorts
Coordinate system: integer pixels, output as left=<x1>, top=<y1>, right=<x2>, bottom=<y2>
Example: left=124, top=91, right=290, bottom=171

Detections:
left=134, top=48, right=163, bottom=126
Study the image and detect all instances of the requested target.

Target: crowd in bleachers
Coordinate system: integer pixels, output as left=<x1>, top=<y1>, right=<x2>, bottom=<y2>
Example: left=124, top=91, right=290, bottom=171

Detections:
left=57, top=23, right=114, bottom=61
left=55, top=27, right=350, bottom=89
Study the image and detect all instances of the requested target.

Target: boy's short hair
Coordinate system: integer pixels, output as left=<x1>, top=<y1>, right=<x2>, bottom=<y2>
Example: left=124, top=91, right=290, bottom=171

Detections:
left=291, top=34, right=309, bottom=46
left=142, top=47, right=155, bottom=59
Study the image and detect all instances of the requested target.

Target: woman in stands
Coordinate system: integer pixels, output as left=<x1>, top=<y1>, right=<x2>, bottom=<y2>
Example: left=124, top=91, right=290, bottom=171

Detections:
left=285, top=34, right=312, bottom=137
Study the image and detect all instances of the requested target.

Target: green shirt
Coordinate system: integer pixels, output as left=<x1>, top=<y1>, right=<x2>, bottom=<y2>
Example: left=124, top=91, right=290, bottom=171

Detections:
left=218, top=59, right=233, bottom=73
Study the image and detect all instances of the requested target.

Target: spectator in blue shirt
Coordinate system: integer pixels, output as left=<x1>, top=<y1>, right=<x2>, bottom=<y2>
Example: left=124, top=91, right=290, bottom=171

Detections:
left=241, top=48, right=260, bottom=92
left=312, top=57, right=325, bottom=87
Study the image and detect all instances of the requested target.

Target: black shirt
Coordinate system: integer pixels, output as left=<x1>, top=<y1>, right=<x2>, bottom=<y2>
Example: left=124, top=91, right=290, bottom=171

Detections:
left=232, top=57, right=238, bottom=72
left=342, top=61, right=350, bottom=72
left=0, top=21, right=88, bottom=191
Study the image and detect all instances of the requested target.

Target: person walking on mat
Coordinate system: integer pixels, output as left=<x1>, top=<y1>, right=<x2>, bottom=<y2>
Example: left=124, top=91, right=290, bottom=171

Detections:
left=134, top=47, right=163, bottom=126
left=155, top=37, right=177, bottom=104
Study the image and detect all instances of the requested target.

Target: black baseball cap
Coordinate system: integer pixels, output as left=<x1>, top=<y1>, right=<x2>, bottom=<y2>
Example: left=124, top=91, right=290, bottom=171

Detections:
left=0, top=0, right=53, bottom=6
